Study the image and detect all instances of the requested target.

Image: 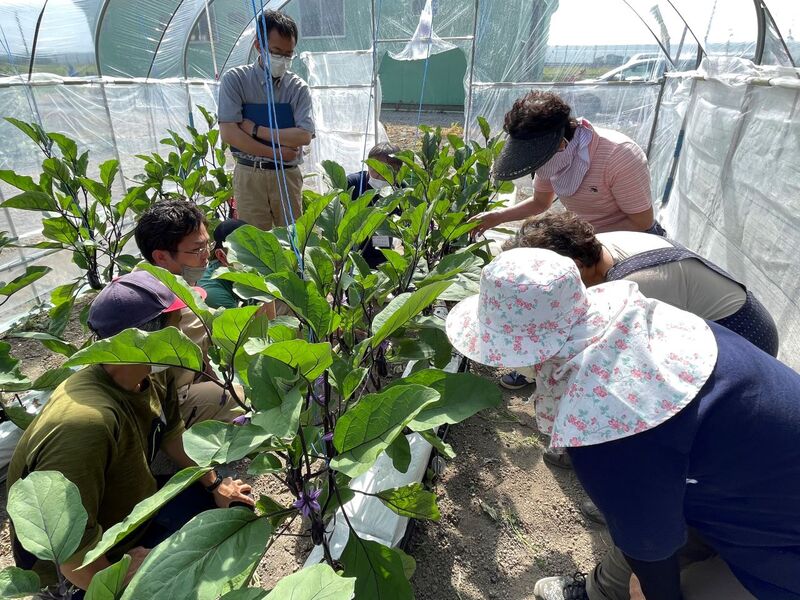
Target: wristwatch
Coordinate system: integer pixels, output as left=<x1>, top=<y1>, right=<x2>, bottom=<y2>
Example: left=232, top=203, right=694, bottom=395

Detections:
left=250, top=122, right=259, bottom=140
left=205, top=473, right=223, bottom=493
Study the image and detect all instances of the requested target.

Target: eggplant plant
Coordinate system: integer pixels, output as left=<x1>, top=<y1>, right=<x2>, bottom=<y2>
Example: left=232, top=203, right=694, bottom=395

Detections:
left=2, top=123, right=512, bottom=599
left=132, top=105, right=234, bottom=224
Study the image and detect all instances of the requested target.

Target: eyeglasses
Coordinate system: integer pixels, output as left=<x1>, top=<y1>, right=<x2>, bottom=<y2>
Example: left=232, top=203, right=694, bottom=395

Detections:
left=269, top=50, right=296, bottom=59
left=176, top=242, right=213, bottom=257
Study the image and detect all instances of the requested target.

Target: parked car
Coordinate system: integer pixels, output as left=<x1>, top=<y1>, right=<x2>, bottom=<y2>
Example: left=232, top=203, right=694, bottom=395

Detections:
left=577, top=56, right=697, bottom=84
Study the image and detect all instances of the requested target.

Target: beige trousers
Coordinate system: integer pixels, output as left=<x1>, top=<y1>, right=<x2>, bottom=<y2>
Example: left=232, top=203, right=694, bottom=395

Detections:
left=233, top=162, right=303, bottom=231
left=177, top=379, right=245, bottom=427
left=587, top=529, right=756, bottom=600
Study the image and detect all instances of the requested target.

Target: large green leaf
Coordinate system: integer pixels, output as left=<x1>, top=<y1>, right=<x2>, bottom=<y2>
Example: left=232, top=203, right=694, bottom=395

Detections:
left=137, top=263, right=213, bottom=326
left=0, top=566, right=41, bottom=598
left=31, top=366, right=74, bottom=390
left=220, top=589, right=268, bottom=600
left=42, top=216, right=79, bottom=245
left=417, top=251, right=482, bottom=288
left=0, top=341, right=30, bottom=390
left=121, top=509, right=271, bottom=600
left=99, top=159, right=120, bottom=190
left=183, top=421, right=273, bottom=466
left=265, top=563, right=356, bottom=600
left=419, top=429, right=456, bottom=459
left=0, top=265, right=51, bottom=297
left=259, top=340, right=332, bottom=381
left=3, top=405, right=35, bottom=430
left=375, top=483, right=440, bottom=521
left=384, top=434, right=411, bottom=473
left=0, top=169, right=40, bottom=193
left=1, top=190, right=57, bottom=212
left=305, top=246, right=335, bottom=294
left=321, top=160, right=348, bottom=190
left=7, top=471, right=87, bottom=564
left=371, top=280, right=452, bottom=347
left=293, top=193, right=332, bottom=252
left=64, top=327, right=203, bottom=371
left=263, top=272, right=336, bottom=338
left=341, top=533, right=413, bottom=600
left=82, top=467, right=211, bottom=566
left=247, top=452, right=283, bottom=475
left=85, top=554, right=131, bottom=600
left=211, top=305, right=259, bottom=364
left=226, top=225, right=290, bottom=274
left=386, top=370, right=502, bottom=431
left=10, top=331, right=78, bottom=358
left=248, top=355, right=304, bottom=439
left=330, top=385, right=439, bottom=477
left=214, top=270, right=275, bottom=302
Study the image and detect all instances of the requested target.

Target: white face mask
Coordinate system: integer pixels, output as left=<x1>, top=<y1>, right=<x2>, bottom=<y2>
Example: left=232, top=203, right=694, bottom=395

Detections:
left=181, top=265, right=207, bottom=286
left=268, top=53, right=293, bottom=78
left=150, top=364, right=170, bottom=374
left=368, top=176, right=388, bottom=190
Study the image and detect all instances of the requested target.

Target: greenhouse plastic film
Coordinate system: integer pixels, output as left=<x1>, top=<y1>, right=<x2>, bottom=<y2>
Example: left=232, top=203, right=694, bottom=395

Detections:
left=660, top=57, right=800, bottom=370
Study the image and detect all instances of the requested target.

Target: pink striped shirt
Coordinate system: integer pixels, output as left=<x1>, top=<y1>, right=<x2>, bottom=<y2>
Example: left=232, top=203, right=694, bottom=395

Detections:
left=533, top=122, right=653, bottom=232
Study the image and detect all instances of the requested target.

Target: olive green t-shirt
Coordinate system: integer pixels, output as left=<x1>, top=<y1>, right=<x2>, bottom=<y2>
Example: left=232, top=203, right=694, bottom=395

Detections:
left=6, top=364, right=184, bottom=582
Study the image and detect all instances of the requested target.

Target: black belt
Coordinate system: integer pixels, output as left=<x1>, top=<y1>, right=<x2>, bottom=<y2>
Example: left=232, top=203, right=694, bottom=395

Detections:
left=236, top=157, right=297, bottom=170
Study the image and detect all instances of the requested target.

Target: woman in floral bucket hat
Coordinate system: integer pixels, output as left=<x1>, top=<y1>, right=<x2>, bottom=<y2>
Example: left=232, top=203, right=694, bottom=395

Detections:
left=447, top=248, right=800, bottom=600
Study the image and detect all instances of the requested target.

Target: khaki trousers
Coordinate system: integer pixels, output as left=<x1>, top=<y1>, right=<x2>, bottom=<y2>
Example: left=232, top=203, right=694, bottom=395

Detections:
left=177, top=379, right=245, bottom=427
left=586, top=529, right=756, bottom=600
left=233, top=162, right=303, bottom=231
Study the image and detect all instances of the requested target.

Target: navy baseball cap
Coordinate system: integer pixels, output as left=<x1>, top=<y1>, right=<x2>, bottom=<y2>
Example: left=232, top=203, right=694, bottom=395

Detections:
left=88, top=271, right=187, bottom=339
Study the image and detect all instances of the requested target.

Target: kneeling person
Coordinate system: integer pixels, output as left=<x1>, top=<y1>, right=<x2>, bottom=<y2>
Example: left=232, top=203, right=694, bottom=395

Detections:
left=501, top=212, right=778, bottom=389
left=135, top=199, right=243, bottom=425
left=346, top=142, right=403, bottom=268
left=6, top=272, right=253, bottom=595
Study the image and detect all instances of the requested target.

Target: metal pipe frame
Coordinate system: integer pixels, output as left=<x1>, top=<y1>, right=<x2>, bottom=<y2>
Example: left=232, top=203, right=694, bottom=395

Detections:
left=145, top=1, right=185, bottom=80
left=217, top=0, right=292, bottom=75
left=183, top=0, right=218, bottom=79
left=370, top=0, right=379, bottom=146
left=25, top=0, right=50, bottom=81
left=753, top=0, right=766, bottom=65
left=463, top=0, right=479, bottom=141
left=375, top=35, right=474, bottom=44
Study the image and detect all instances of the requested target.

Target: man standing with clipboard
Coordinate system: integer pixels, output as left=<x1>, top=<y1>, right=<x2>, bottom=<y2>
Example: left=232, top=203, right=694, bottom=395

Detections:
left=218, top=10, right=315, bottom=231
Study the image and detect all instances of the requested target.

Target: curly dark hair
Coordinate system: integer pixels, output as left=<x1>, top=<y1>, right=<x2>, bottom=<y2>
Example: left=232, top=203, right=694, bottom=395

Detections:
left=504, top=91, right=579, bottom=141
left=503, top=212, right=603, bottom=267
left=257, top=10, right=299, bottom=43
left=135, top=199, right=208, bottom=263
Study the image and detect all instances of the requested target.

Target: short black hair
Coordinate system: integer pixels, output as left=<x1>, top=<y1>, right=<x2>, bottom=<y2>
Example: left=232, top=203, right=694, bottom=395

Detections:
left=135, top=199, right=207, bottom=263
left=212, top=219, right=247, bottom=251
left=368, top=142, right=402, bottom=171
left=503, top=212, right=603, bottom=267
left=257, top=10, right=298, bottom=44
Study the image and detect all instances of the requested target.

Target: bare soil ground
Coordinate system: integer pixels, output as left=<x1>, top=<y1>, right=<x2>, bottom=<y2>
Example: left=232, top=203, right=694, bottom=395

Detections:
left=0, top=112, right=606, bottom=598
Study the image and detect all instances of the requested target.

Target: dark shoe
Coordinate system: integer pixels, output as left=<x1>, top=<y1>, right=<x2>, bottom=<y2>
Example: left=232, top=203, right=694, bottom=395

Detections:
left=580, top=499, right=607, bottom=526
left=533, top=572, right=588, bottom=600
left=542, top=447, right=573, bottom=469
left=500, top=371, right=534, bottom=390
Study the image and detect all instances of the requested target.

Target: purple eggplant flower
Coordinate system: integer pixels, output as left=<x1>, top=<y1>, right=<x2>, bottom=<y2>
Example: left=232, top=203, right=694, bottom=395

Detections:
left=322, top=431, right=334, bottom=443
left=293, top=488, right=322, bottom=517
left=232, top=414, right=251, bottom=426
left=313, top=375, right=326, bottom=406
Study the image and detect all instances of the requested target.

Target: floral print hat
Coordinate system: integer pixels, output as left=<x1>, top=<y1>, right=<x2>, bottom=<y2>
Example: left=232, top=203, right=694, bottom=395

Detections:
left=446, top=248, right=718, bottom=448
